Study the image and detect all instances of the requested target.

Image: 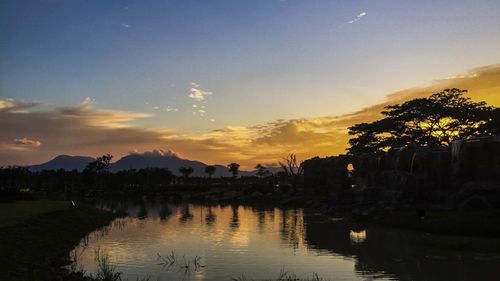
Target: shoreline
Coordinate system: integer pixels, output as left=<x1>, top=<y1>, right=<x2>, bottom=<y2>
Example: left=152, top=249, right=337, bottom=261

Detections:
left=0, top=200, right=121, bottom=281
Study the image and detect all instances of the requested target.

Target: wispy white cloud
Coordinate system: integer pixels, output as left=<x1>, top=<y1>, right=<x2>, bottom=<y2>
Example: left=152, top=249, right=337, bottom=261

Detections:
left=162, top=106, right=178, bottom=112
left=347, top=11, right=367, bottom=24
left=188, top=82, right=212, bottom=102
left=122, top=23, right=130, bottom=28
left=14, top=137, right=41, bottom=148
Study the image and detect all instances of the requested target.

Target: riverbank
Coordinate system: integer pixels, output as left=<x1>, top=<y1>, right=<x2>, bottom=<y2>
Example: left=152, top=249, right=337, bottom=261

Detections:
left=0, top=200, right=120, bottom=281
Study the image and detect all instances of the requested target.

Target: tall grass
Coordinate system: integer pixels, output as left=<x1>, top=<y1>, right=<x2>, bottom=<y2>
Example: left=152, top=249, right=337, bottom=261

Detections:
left=157, top=251, right=206, bottom=273
left=232, top=268, right=326, bottom=281
left=92, top=249, right=122, bottom=281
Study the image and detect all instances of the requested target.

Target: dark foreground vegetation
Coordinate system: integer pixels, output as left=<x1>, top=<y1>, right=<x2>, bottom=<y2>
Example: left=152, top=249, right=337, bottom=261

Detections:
left=0, top=200, right=121, bottom=281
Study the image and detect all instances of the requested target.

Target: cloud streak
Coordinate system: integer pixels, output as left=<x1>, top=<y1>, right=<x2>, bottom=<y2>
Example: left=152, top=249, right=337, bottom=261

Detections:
left=14, top=138, right=41, bottom=147
left=347, top=11, right=367, bottom=24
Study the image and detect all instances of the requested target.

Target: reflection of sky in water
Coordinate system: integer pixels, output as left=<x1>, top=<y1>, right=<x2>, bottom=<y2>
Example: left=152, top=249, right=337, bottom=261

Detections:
left=350, top=230, right=367, bottom=244
left=71, top=202, right=500, bottom=281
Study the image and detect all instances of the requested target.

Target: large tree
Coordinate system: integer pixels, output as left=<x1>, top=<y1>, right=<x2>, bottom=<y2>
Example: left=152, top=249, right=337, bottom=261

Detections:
left=204, top=165, right=216, bottom=178
left=348, top=88, right=496, bottom=154
left=227, top=163, right=240, bottom=178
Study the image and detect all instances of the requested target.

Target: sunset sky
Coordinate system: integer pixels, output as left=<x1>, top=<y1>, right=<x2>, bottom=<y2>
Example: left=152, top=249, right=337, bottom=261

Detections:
left=1, top=0, right=500, bottom=169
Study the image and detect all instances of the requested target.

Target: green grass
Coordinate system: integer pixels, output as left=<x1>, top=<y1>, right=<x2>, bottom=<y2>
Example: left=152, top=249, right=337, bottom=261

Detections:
left=375, top=209, right=500, bottom=237
left=0, top=200, right=69, bottom=227
left=0, top=200, right=120, bottom=281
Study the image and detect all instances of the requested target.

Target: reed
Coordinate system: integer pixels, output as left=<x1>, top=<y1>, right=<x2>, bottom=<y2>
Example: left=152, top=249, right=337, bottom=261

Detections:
left=232, top=269, right=325, bottom=281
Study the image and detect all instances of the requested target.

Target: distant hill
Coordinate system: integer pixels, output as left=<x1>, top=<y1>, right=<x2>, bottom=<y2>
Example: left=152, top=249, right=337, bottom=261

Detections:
left=108, top=149, right=234, bottom=177
left=29, top=155, right=95, bottom=172
left=28, top=149, right=282, bottom=177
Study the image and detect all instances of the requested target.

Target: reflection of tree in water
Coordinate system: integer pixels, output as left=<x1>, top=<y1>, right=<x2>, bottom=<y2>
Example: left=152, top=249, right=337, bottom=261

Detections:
left=159, top=203, right=172, bottom=221
left=230, top=205, right=240, bottom=230
left=257, top=208, right=266, bottom=233
left=205, top=206, right=216, bottom=226
left=179, top=204, right=193, bottom=223
left=138, top=203, right=148, bottom=219
left=303, top=217, right=500, bottom=281
left=279, top=209, right=305, bottom=249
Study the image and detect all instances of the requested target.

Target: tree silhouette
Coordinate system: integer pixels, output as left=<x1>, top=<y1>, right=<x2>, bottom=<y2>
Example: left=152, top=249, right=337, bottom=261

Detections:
left=348, top=88, right=496, bottom=154
left=84, top=154, right=113, bottom=173
left=178, top=166, right=194, bottom=179
left=204, top=165, right=216, bottom=178
left=279, top=154, right=303, bottom=177
left=255, top=164, right=270, bottom=178
left=227, top=163, right=240, bottom=178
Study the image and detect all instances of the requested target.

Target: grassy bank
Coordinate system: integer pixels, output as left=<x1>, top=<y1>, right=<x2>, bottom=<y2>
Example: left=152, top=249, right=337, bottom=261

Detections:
left=0, top=200, right=120, bottom=281
left=375, top=209, right=500, bottom=238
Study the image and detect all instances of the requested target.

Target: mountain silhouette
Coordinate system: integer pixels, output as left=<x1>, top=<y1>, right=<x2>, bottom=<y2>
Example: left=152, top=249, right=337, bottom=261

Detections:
left=108, top=149, right=231, bottom=176
left=29, top=155, right=95, bottom=172
left=28, top=149, right=281, bottom=176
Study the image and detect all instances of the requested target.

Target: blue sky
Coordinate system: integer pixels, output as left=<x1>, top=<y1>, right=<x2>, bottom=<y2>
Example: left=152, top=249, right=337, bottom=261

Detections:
left=1, top=0, right=500, bottom=166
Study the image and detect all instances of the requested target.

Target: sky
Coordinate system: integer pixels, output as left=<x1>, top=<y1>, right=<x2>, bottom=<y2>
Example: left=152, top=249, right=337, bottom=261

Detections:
left=1, top=0, right=500, bottom=169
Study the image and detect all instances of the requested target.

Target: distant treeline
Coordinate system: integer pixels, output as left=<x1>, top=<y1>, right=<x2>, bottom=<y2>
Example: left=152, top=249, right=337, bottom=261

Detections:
left=0, top=154, right=307, bottom=202
left=0, top=166, right=274, bottom=195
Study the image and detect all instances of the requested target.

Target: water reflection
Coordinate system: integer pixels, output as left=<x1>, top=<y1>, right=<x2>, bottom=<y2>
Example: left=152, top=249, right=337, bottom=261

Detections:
left=159, top=203, right=172, bottom=221
left=304, top=217, right=500, bottom=281
left=180, top=204, right=194, bottom=223
left=349, top=230, right=367, bottom=244
left=230, top=205, right=240, bottom=230
left=74, top=201, right=500, bottom=281
left=138, top=203, right=148, bottom=220
left=205, top=206, right=216, bottom=226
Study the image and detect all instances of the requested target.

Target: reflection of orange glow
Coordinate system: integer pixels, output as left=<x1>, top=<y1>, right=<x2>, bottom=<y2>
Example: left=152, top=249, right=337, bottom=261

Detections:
left=349, top=230, right=366, bottom=243
left=347, top=163, right=355, bottom=172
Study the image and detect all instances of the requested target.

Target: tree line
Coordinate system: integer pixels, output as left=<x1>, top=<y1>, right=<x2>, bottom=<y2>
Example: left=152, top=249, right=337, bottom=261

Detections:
left=0, top=154, right=305, bottom=200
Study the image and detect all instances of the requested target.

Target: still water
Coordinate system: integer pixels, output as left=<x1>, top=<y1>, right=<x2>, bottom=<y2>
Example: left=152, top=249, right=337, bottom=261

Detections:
left=72, top=202, right=500, bottom=281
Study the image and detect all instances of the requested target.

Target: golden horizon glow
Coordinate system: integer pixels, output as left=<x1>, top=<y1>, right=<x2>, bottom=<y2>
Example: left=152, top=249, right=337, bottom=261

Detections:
left=1, top=64, right=499, bottom=169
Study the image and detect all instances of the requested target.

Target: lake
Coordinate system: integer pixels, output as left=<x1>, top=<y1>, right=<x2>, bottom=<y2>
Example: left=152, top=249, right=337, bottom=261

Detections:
left=71, top=201, right=500, bottom=281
